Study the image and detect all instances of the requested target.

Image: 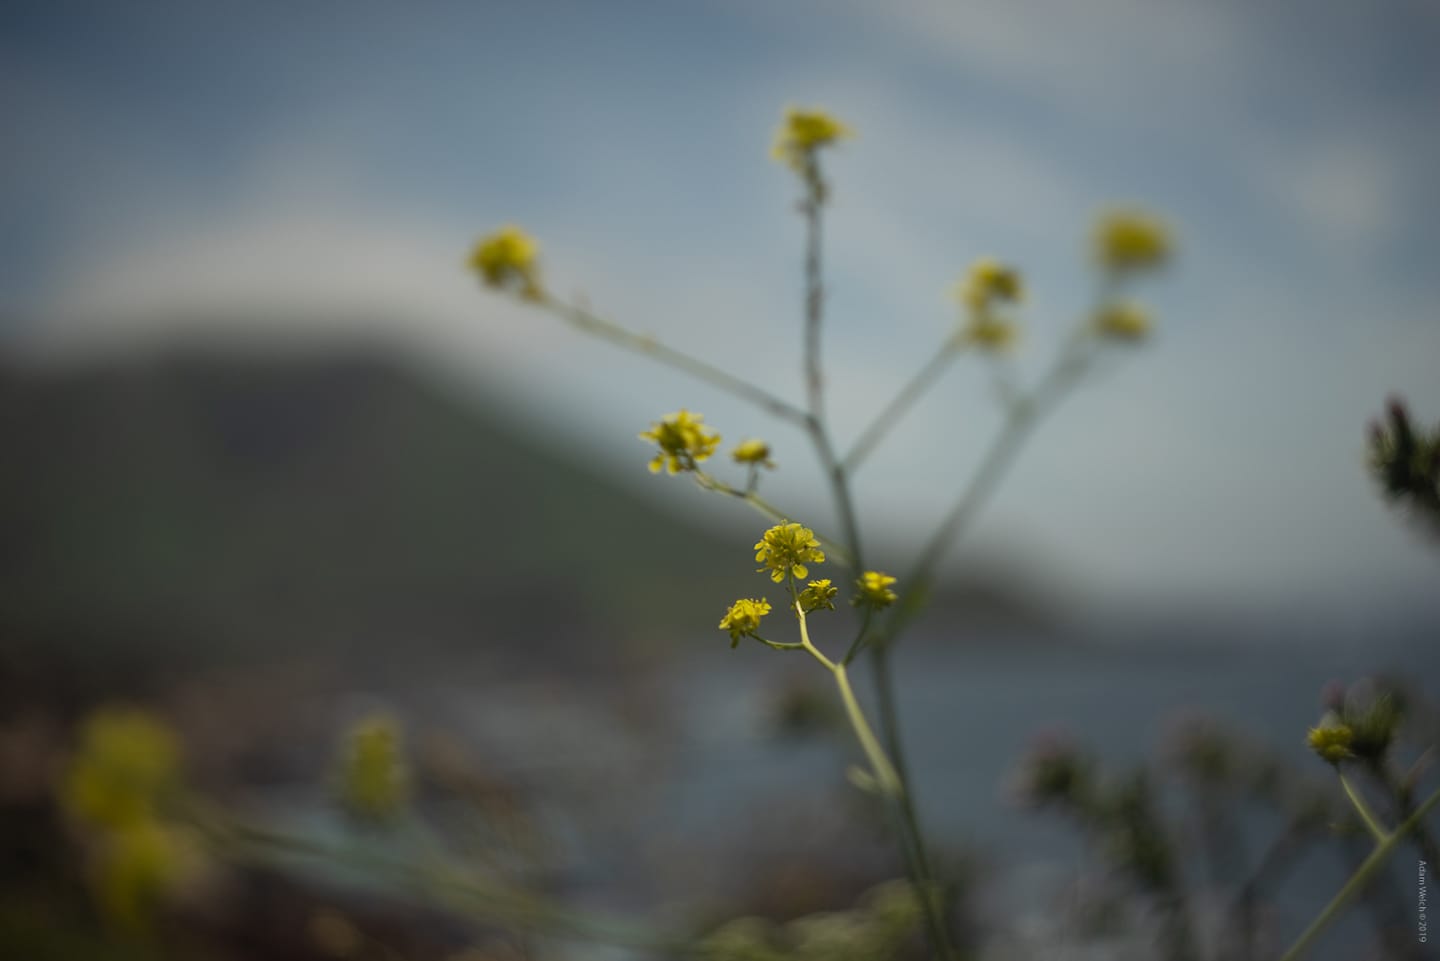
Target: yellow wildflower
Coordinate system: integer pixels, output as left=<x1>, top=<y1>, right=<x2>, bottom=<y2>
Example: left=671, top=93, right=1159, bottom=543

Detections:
left=755, top=522, right=826, bottom=583
left=771, top=107, right=852, bottom=171
left=1094, top=301, right=1153, bottom=341
left=732, top=439, right=775, bottom=469
left=95, top=820, right=189, bottom=933
left=853, top=571, right=899, bottom=610
left=61, top=707, right=180, bottom=831
left=640, top=409, right=722, bottom=475
left=468, top=225, right=543, bottom=300
left=798, top=579, right=838, bottom=613
left=956, top=258, right=1024, bottom=311
left=1306, top=717, right=1354, bottom=765
left=1094, top=210, right=1171, bottom=272
left=338, top=714, right=409, bottom=822
left=719, top=597, right=772, bottom=647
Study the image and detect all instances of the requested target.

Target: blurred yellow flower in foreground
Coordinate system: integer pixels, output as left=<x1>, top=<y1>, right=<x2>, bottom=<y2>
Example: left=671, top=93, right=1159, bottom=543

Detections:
left=469, top=225, right=543, bottom=300
left=61, top=707, right=180, bottom=830
left=96, top=820, right=191, bottom=933
left=338, top=714, right=409, bottom=822
left=1094, top=210, right=1171, bottom=272
left=771, top=107, right=852, bottom=170
left=640, top=409, right=721, bottom=475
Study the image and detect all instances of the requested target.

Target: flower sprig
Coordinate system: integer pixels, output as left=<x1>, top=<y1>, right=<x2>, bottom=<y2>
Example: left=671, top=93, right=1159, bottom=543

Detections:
left=468, top=225, right=544, bottom=301
left=640, top=409, right=721, bottom=475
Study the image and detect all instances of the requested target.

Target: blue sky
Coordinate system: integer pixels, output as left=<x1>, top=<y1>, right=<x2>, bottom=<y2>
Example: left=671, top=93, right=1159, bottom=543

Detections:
left=5, top=0, right=1440, bottom=620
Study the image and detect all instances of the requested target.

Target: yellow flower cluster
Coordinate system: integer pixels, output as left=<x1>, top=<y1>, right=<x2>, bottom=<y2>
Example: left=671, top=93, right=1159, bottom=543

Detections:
left=771, top=107, right=852, bottom=171
left=732, top=438, right=775, bottom=469
left=956, top=257, right=1024, bottom=311
left=338, top=714, right=409, bottom=822
left=799, top=578, right=838, bottom=613
left=853, top=571, right=899, bottom=610
left=1306, top=718, right=1355, bottom=765
left=1094, top=210, right=1171, bottom=273
left=62, top=708, right=180, bottom=830
left=956, top=258, right=1023, bottom=350
left=755, top=522, right=826, bottom=583
left=719, top=597, right=772, bottom=646
left=58, top=707, right=192, bottom=932
left=640, top=409, right=722, bottom=475
left=468, top=225, right=544, bottom=300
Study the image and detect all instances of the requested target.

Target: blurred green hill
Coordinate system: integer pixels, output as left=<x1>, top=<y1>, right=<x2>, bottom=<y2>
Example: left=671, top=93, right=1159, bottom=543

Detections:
left=0, top=347, right=1049, bottom=673
left=0, top=348, right=750, bottom=668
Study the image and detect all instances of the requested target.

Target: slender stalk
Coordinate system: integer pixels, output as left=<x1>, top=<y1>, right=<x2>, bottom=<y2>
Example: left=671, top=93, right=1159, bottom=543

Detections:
left=692, top=471, right=853, bottom=568
left=795, top=171, right=954, bottom=959
left=1340, top=773, right=1389, bottom=843
left=546, top=298, right=809, bottom=427
left=197, top=815, right=691, bottom=955
left=893, top=336, right=1092, bottom=630
left=797, top=194, right=865, bottom=569
left=802, top=195, right=826, bottom=427
left=844, top=338, right=967, bottom=473
left=1278, top=785, right=1440, bottom=961
left=795, top=605, right=911, bottom=867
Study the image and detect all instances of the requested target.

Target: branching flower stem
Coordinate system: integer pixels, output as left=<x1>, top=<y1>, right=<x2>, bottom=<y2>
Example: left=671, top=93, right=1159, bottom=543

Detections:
left=793, top=598, right=904, bottom=800
left=795, top=183, right=955, bottom=959
left=844, top=336, right=970, bottom=473
left=545, top=298, right=810, bottom=427
left=691, top=471, right=853, bottom=568
left=1340, top=773, right=1389, bottom=843
left=1279, top=785, right=1440, bottom=961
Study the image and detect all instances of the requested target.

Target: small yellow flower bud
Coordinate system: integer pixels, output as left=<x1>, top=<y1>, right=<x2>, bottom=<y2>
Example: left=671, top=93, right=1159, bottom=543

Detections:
left=732, top=439, right=775, bottom=469
left=798, top=579, right=838, bottom=613
left=1094, top=301, right=1153, bottom=341
left=719, top=597, right=772, bottom=647
left=640, top=409, right=722, bottom=475
left=468, top=225, right=544, bottom=300
left=754, top=522, right=826, bottom=583
left=852, top=571, right=899, bottom=610
left=1094, top=210, right=1171, bottom=273
left=1306, top=717, right=1355, bottom=765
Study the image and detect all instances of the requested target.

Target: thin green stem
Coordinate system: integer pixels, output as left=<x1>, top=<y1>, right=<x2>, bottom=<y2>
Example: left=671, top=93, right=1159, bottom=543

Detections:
left=841, top=607, right=873, bottom=665
left=193, top=813, right=690, bottom=955
left=751, top=635, right=804, bottom=651
left=796, top=603, right=901, bottom=798
left=843, top=338, right=967, bottom=473
left=887, top=333, right=1093, bottom=638
left=545, top=298, right=809, bottom=427
left=692, top=471, right=854, bottom=568
left=1340, top=773, right=1389, bottom=843
left=1278, top=785, right=1440, bottom=961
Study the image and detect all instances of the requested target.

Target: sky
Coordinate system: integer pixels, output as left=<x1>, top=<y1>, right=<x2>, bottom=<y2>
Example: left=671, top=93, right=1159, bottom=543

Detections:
left=4, top=0, right=1440, bottom=621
